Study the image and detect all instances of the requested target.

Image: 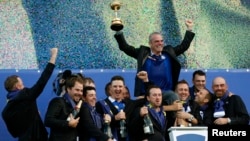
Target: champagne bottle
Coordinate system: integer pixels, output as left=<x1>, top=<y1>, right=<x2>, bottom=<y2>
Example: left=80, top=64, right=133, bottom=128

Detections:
left=103, top=120, right=113, bottom=138
left=119, top=110, right=127, bottom=138
left=143, top=114, right=154, bottom=134
left=67, top=100, right=83, bottom=121
left=120, top=119, right=127, bottom=138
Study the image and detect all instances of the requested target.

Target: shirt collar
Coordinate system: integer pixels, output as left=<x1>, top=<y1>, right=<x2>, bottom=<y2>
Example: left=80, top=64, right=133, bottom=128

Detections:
left=150, top=50, right=165, bottom=60
left=108, top=96, right=116, bottom=103
left=150, top=50, right=162, bottom=56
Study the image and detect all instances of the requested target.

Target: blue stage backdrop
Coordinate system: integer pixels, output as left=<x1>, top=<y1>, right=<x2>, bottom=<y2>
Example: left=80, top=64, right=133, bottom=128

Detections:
left=0, top=69, right=250, bottom=140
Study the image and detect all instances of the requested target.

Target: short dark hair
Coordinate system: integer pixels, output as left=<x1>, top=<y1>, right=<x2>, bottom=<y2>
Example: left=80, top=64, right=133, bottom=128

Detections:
left=104, top=82, right=111, bottom=96
left=146, top=85, right=161, bottom=97
left=83, top=86, right=96, bottom=97
left=110, top=75, right=125, bottom=84
left=52, top=70, right=85, bottom=96
left=124, top=86, right=130, bottom=94
left=65, top=75, right=84, bottom=92
left=83, top=77, right=95, bottom=86
left=175, top=79, right=189, bottom=91
left=4, top=75, right=19, bottom=92
left=192, top=70, right=206, bottom=80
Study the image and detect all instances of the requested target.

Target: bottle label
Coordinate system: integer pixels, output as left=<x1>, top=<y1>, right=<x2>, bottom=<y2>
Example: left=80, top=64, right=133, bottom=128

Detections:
left=144, top=126, right=150, bottom=133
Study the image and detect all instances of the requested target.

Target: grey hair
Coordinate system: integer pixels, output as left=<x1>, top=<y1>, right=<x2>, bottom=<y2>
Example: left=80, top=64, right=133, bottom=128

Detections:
left=148, top=32, right=162, bottom=43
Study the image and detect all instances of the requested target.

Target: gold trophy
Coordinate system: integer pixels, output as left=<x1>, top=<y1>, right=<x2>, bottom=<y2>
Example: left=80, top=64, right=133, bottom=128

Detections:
left=110, top=0, right=123, bottom=31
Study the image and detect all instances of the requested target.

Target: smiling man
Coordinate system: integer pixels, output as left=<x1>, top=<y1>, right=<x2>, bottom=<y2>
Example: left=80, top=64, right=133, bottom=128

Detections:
left=212, top=77, right=249, bottom=125
left=96, top=75, right=135, bottom=141
left=189, top=70, right=211, bottom=100
left=77, top=86, right=113, bottom=141
left=129, top=85, right=168, bottom=141
left=44, top=75, right=84, bottom=141
left=114, top=20, right=195, bottom=99
left=174, top=80, right=200, bottom=127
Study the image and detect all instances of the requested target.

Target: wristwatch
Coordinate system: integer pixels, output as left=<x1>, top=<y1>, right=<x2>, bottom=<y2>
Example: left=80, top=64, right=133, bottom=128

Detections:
left=188, top=115, right=194, bottom=122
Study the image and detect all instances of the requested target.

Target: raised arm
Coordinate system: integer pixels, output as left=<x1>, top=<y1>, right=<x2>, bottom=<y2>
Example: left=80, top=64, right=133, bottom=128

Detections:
left=49, top=47, right=58, bottom=64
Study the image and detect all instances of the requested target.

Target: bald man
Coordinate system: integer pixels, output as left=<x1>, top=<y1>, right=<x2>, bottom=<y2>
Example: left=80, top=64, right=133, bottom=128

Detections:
left=212, top=77, right=249, bottom=125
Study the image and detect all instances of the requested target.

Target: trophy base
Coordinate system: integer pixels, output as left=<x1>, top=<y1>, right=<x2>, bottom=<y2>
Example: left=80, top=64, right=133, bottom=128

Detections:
left=111, top=19, right=123, bottom=31
left=111, top=24, right=124, bottom=31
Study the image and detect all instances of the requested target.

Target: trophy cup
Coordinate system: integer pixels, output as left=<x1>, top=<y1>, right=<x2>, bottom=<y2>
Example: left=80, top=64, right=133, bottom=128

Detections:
left=110, top=0, right=123, bottom=31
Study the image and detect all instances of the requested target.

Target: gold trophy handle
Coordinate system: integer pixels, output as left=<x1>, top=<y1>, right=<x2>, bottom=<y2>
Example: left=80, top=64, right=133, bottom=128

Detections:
left=110, top=1, right=121, bottom=11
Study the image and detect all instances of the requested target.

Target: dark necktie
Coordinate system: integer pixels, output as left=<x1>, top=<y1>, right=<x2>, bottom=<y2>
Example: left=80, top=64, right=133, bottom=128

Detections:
left=152, top=55, right=161, bottom=61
